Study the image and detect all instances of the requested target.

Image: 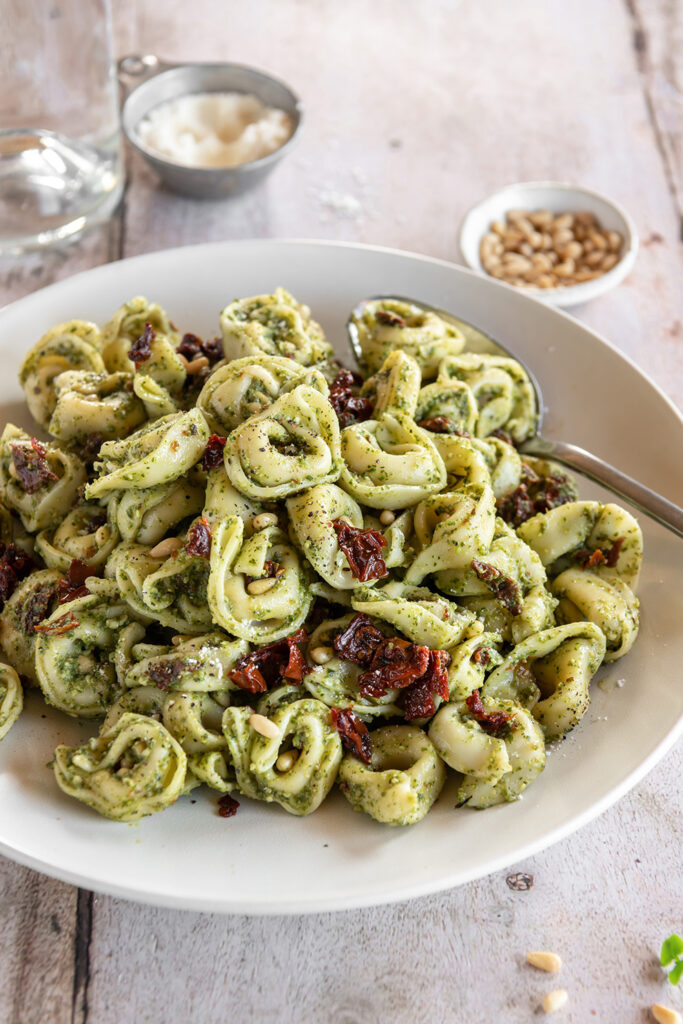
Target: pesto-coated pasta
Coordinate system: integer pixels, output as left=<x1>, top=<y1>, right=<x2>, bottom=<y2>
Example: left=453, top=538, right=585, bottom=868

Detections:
left=0, top=663, right=23, bottom=741
left=351, top=299, right=465, bottom=377
left=0, top=289, right=644, bottom=830
left=54, top=712, right=186, bottom=821
left=220, top=288, right=333, bottom=367
left=338, top=725, right=446, bottom=826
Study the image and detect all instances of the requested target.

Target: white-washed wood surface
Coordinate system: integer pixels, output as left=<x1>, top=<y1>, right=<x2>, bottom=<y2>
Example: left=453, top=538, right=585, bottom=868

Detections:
left=0, top=1, right=681, bottom=1021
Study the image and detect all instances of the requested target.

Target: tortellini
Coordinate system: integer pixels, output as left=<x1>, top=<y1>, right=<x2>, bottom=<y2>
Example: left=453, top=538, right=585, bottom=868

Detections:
left=48, top=370, right=146, bottom=442
left=86, top=409, right=209, bottom=498
left=286, top=483, right=364, bottom=590
left=0, top=663, right=23, bottom=741
left=482, top=622, right=606, bottom=740
left=36, top=503, right=118, bottom=570
left=54, top=712, right=186, bottom=821
left=0, top=425, right=87, bottom=532
left=340, top=412, right=447, bottom=510
left=19, top=320, right=105, bottom=429
left=35, top=581, right=135, bottom=717
left=351, top=299, right=465, bottom=377
left=198, top=354, right=328, bottom=435
left=222, top=700, right=342, bottom=815
left=208, top=516, right=311, bottom=642
left=405, top=484, right=496, bottom=584
left=338, top=725, right=446, bottom=826
left=1, top=290, right=645, bottom=829
left=107, top=534, right=213, bottom=634
left=107, top=476, right=205, bottom=545
left=438, top=353, right=537, bottom=443
left=224, top=385, right=341, bottom=500
left=220, top=288, right=333, bottom=367
left=101, top=295, right=179, bottom=372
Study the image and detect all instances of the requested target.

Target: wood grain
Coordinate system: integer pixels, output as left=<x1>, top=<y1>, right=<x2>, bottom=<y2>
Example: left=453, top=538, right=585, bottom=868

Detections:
left=0, top=1, right=681, bottom=1022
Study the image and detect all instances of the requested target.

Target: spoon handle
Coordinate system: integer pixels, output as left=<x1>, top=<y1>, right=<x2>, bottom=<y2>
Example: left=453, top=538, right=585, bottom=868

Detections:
left=522, top=436, right=683, bottom=538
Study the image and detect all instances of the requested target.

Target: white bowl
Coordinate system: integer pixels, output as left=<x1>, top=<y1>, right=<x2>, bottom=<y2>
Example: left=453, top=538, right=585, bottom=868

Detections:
left=458, top=181, right=639, bottom=308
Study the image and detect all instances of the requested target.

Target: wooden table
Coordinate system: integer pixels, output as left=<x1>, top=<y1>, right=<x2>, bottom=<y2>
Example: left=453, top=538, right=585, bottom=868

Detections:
left=1, top=2, right=681, bottom=1021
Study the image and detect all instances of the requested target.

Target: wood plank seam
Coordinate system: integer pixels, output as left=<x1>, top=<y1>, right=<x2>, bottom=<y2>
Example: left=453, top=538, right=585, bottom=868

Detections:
left=71, top=890, right=93, bottom=1024
left=624, top=0, right=683, bottom=240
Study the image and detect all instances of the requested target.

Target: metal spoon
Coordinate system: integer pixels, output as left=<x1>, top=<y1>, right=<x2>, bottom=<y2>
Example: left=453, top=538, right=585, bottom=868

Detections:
left=347, top=296, right=683, bottom=538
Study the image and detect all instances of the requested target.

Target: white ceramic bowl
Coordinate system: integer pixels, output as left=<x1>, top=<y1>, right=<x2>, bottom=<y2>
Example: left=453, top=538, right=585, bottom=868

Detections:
left=458, top=181, right=638, bottom=308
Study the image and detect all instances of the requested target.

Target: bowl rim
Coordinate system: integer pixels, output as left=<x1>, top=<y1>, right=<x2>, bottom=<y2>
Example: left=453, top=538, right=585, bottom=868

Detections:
left=121, top=59, right=304, bottom=176
left=457, top=179, right=639, bottom=307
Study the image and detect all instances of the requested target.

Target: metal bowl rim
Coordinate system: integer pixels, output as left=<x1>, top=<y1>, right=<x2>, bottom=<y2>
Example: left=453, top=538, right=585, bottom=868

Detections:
left=121, top=60, right=303, bottom=175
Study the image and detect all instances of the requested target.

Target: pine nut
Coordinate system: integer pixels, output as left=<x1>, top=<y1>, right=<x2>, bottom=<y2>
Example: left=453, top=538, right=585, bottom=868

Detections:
left=148, top=536, right=183, bottom=558
left=600, top=252, right=619, bottom=271
left=275, top=749, right=299, bottom=772
left=553, top=213, right=574, bottom=230
left=652, top=1005, right=682, bottom=1024
left=607, top=230, right=623, bottom=252
left=536, top=274, right=557, bottom=289
left=552, top=228, right=574, bottom=248
left=247, top=577, right=277, bottom=596
left=185, top=356, right=210, bottom=374
left=585, top=250, right=605, bottom=267
left=554, top=260, right=575, bottom=278
left=527, top=951, right=562, bottom=973
left=171, top=634, right=192, bottom=646
left=336, top=515, right=353, bottom=527
left=542, top=989, right=568, bottom=1013
left=562, top=240, right=583, bottom=261
left=530, top=210, right=553, bottom=228
left=248, top=713, right=280, bottom=739
left=252, top=512, right=278, bottom=531
left=95, top=524, right=111, bottom=546
left=574, top=210, right=596, bottom=226
left=491, top=219, right=506, bottom=236
left=588, top=229, right=608, bottom=249
left=176, top=352, right=190, bottom=369
left=379, top=510, right=396, bottom=525
left=310, top=645, right=333, bottom=665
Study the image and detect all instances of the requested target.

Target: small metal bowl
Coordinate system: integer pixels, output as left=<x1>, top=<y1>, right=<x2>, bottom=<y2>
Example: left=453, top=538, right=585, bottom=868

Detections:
left=118, top=54, right=303, bottom=199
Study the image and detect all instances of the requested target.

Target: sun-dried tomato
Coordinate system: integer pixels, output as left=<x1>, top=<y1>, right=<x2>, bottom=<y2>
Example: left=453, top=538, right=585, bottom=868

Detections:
left=332, top=519, right=388, bottom=583
left=229, top=627, right=311, bottom=693
left=490, top=428, right=516, bottom=447
left=465, top=688, right=514, bottom=736
left=201, top=434, right=227, bottom=471
left=0, top=543, right=38, bottom=610
left=10, top=438, right=58, bottom=494
left=128, top=322, right=155, bottom=367
left=375, top=309, right=406, bottom=328
left=148, top=659, right=185, bottom=691
left=81, top=433, right=104, bottom=467
left=217, top=793, right=240, bottom=818
left=472, top=645, right=492, bottom=667
left=332, top=613, right=384, bottom=666
left=605, top=536, right=624, bottom=567
left=471, top=559, right=523, bottom=616
left=576, top=547, right=606, bottom=569
left=57, top=559, right=93, bottom=604
left=23, top=581, right=58, bottom=632
left=497, top=468, right=576, bottom=528
left=402, top=649, right=451, bottom=720
left=186, top=517, right=212, bottom=559
left=329, top=371, right=374, bottom=428
left=177, top=333, right=224, bottom=364
left=330, top=707, right=372, bottom=763
left=358, top=638, right=431, bottom=697
left=34, top=611, right=79, bottom=636
left=418, top=416, right=456, bottom=434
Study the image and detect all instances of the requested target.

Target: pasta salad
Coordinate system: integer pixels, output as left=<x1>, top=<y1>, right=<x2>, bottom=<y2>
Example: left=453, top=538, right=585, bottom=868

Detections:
left=0, top=289, right=642, bottom=826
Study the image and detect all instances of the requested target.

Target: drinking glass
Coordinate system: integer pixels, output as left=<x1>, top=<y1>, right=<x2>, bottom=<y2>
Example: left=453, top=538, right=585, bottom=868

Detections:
left=0, top=0, right=124, bottom=254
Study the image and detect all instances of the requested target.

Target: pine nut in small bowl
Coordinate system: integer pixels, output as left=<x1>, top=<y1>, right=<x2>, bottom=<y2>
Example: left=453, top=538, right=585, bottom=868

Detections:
left=458, top=181, right=638, bottom=307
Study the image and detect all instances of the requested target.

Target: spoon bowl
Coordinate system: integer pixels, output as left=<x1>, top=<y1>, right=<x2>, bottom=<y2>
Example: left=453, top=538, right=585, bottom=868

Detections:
left=348, top=295, right=683, bottom=537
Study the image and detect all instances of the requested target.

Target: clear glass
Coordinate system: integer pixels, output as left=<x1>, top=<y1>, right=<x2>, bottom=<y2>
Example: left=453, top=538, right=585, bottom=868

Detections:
left=0, top=0, right=124, bottom=254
